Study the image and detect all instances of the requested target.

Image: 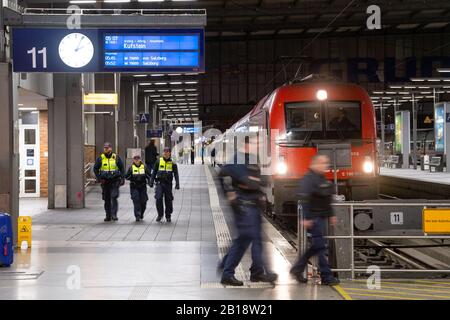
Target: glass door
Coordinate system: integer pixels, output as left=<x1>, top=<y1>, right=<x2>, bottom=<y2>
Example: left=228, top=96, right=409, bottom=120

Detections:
left=19, top=112, right=40, bottom=198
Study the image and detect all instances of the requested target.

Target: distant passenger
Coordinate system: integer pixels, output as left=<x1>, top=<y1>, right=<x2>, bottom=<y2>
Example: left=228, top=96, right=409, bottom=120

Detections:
left=149, top=147, right=180, bottom=223
left=210, top=147, right=216, bottom=167
left=93, top=142, right=125, bottom=222
left=218, top=139, right=278, bottom=286
left=328, top=108, right=357, bottom=131
left=145, top=139, right=158, bottom=173
left=124, top=155, right=151, bottom=222
left=190, top=145, right=195, bottom=164
left=290, top=154, right=340, bottom=286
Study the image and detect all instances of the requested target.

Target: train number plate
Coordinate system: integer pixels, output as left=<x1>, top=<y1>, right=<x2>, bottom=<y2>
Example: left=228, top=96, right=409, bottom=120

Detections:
left=390, top=212, right=404, bottom=225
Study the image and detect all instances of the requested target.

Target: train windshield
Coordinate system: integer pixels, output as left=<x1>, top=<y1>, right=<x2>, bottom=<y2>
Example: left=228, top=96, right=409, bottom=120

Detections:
left=286, top=101, right=362, bottom=140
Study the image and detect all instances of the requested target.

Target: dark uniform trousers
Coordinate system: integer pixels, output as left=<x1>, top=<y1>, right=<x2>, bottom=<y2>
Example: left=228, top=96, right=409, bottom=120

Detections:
left=155, top=182, right=174, bottom=218
left=102, top=180, right=120, bottom=219
left=222, top=201, right=265, bottom=278
left=131, top=185, right=149, bottom=218
left=290, top=217, right=332, bottom=280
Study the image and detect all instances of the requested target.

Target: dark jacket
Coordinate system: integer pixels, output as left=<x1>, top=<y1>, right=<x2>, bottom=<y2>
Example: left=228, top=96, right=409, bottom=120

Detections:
left=219, top=163, right=266, bottom=202
left=124, top=162, right=152, bottom=188
left=150, top=157, right=180, bottom=186
left=145, top=144, right=158, bottom=164
left=93, top=152, right=125, bottom=183
left=298, top=169, right=335, bottom=219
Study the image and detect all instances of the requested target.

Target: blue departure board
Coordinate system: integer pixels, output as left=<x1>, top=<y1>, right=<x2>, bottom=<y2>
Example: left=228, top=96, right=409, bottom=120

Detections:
left=12, top=28, right=204, bottom=73
left=103, top=31, right=203, bottom=71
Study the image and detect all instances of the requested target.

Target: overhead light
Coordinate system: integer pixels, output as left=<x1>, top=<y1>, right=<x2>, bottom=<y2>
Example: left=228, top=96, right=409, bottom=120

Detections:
left=139, top=83, right=152, bottom=86
left=185, top=89, right=197, bottom=92
left=151, top=74, right=164, bottom=77
left=70, top=0, right=96, bottom=3
left=185, top=81, right=198, bottom=84
left=157, top=89, right=169, bottom=92
left=169, top=74, right=182, bottom=76
left=133, top=74, right=147, bottom=77
left=19, top=107, right=38, bottom=111
left=372, top=91, right=384, bottom=94
left=150, top=95, right=161, bottom=98
left=428, top=79, right=441, bottom=82
left=437, top=68, right=450, bottom=73
left=411, top=78, right=425, bottom=82
left=169, top=82, right=182, bottom=85
left=144, top=90, right=155, bottom=92
left=155, top=82, right=167, bottom=85
left=104, top=0, right=130, bottom=3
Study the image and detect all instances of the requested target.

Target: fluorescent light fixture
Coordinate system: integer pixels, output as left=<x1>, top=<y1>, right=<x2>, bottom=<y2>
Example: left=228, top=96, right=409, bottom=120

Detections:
left=185, top=81, right=198, bottom=84
left=70, top=0, right=96, bottom=3
left=411, top=78, right=425, bottom=82
left=151, top=74, right=165, bottom=77
left=104, top=0, right=130, bottom=3
left=153, top=100, right=163, bottom=102
left=438, top=68, right=450, bottom=73
left=150, top=95, right=161, bottom=98
left=133, top=74, right=147, bottom=77
left=372, top=91, right=384, bottom=94
left=155, top=82, right=167, bottom=85
left=428, top=79, right=441, bottom=82
left=19, top=107, right=38, bottom=111
left=185, top=89, right=197, bottom=92
left=144, top=90, right=155, bottom=92
left=418, top=86, right=430, bottom=89
left=139, top=83, right=152, bottom=86
left=385, top=92, right=396, bottom=95
left=169, top=82, right=182, bottom=85
left=157, top=89, right=169, bottom=92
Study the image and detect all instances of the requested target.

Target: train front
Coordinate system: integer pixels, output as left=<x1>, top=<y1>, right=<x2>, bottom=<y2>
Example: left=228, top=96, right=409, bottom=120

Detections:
left=269, top=82, right=379, bottom=218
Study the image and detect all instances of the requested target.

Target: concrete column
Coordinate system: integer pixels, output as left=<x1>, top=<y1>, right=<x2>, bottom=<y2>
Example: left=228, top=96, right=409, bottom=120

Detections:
left=0, top=62, right=19, bottom=245
left=94, top=74, right=116, bottom=156
left=137, top=93, right=147, bottom=150
left=118, top=81, right=135, bottom=162
left=48, top=74, right=85, bottom=209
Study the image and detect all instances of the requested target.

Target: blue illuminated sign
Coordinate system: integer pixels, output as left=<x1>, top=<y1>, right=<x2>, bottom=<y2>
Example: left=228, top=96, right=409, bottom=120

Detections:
left=12, top=28, right=204, bottom=73
left=435, top=103, right=445, bottom=153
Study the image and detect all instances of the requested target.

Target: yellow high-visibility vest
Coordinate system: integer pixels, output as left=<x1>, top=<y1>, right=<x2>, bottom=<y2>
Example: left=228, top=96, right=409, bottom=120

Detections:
left=100, top=153, right=118, bottom=172
left=132, top=163, right=146, bottom=175
left=159, top=157, right=173, bottom=172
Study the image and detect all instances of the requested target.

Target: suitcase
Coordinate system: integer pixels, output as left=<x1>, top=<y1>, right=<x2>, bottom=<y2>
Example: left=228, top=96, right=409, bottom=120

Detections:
left=0, top=213, right=14, bottom=267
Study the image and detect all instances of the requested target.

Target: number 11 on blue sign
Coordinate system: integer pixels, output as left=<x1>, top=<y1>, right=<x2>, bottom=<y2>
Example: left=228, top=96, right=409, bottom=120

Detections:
left=27, top=47, right=48, bottom=69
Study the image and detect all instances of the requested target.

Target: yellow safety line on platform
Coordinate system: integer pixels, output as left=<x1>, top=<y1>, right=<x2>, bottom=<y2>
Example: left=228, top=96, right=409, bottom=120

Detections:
left=345, top=284, right=450, bottom=294
left=345, top=292, right=421, bottom=300
left=344, top=288, right=450, bottom=299
left=349, top=279, right=450, bottom=289
left=333, top=285, right=353, bottom=300
left=414, top=279, right=450, bottom=286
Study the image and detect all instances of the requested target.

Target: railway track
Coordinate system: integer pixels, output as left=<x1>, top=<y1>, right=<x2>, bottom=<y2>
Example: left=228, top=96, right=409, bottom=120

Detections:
left=265, top=194, right=450, bottom=279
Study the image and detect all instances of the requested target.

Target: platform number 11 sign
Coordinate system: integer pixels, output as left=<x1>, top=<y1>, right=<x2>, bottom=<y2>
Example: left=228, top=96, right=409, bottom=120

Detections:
left=390, top=212, right=404, bottom=225
left=27, top=47, right=47, bottom=69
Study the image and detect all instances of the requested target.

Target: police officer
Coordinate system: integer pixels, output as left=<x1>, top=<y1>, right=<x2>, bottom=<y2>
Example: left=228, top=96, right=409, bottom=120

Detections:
left=219, top=140, right=278, bottom=286
left=149, top=147, right=180, bottom=223
left=125, top=155, right=151, bottom=222
left=290, top=154, right=340, bottom=286
left=93, top=142, right=125, bottom=222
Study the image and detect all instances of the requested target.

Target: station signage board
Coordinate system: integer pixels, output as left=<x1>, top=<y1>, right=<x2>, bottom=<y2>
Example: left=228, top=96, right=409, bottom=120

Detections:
left=423, top=208, right=450, bottom=234
left=12, top=28, right=205, bottom=73
left=83, top=93, right=118, bottom=105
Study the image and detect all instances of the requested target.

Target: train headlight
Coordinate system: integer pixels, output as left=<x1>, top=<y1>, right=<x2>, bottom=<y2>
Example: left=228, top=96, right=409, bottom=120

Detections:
left=316, top=89, right=328, bottom=101
left=277, top=162, right=288, bottom=175
left=363, top=157, right=374, bottom=173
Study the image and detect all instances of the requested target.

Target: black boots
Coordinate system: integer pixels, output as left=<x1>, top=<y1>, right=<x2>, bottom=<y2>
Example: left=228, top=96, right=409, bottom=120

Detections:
left=221, top=276, right=244, bottom=286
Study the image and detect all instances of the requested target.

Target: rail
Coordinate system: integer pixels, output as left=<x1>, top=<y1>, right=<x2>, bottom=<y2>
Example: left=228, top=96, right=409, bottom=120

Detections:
left=22, top=8, right=207, bottom=16
left=84, top=162, right=96, bottom=189
left=297, top=201, right=450, bottom=280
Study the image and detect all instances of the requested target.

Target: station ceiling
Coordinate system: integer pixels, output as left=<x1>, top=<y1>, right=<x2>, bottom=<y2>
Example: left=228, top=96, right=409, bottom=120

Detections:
left=19, top=0, right=450, bottom=38
left=16, top=0, right=450, bottom=124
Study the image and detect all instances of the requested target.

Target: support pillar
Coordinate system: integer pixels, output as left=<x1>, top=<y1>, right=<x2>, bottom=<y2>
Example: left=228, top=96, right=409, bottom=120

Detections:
left=0, top=62, right=19, bottom=245
left=94, top=74, right=116, bottom=156
left=48, top=74, right=85, bottom=209
left=118, top=81, right=135, bottom=163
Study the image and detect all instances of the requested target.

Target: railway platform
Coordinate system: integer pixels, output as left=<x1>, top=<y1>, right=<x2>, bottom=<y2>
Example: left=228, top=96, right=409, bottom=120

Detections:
left=0, top=165, right=341, bottom=300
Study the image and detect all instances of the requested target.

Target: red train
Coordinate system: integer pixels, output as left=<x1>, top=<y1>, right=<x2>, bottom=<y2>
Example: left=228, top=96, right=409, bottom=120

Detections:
left=212, top=75, right=379, bottom=217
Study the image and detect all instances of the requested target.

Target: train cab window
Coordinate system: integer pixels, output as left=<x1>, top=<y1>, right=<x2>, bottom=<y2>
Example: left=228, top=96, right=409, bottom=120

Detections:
left=286, top=102, right=323, bottom=140
left=325, top=102, right=361, bottom=139
left=285, top=101, right=362, bottom=141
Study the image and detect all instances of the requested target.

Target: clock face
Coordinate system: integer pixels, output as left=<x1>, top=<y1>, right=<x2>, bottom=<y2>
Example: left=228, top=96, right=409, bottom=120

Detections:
left=58, top=33, right=94, bottom=68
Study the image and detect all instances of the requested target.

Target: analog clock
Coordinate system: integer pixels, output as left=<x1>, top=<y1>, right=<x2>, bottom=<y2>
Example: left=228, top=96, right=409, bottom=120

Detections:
left=58, top=33, right=94, bottom=68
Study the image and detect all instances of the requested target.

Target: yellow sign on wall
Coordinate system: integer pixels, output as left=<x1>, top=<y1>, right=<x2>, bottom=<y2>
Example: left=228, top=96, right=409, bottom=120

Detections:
left=18, top=216, right=32, bottom=247
left=83, top=93, right=118, bottom=105
left=423, top=208, right=450, bottom=234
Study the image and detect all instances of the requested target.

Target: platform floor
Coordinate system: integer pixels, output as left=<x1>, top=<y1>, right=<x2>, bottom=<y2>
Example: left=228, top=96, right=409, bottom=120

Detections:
left=380, top=167, right=450, bottom=185
left=1, top=165, right=341, bottom=300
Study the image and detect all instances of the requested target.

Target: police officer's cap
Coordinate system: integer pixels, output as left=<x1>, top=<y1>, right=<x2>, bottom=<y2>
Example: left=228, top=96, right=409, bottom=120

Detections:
left=103, top=142, right=112, bottom=148
left=163, top=147, right=171, bottom=152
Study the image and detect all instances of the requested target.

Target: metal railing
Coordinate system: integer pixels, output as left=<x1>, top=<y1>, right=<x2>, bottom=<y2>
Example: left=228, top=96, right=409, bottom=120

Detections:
left=23, top=8, right=207, bottom=16
left=84, top=162, right=96, bottom=189
left=297, top=201, right=450, bottom=280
